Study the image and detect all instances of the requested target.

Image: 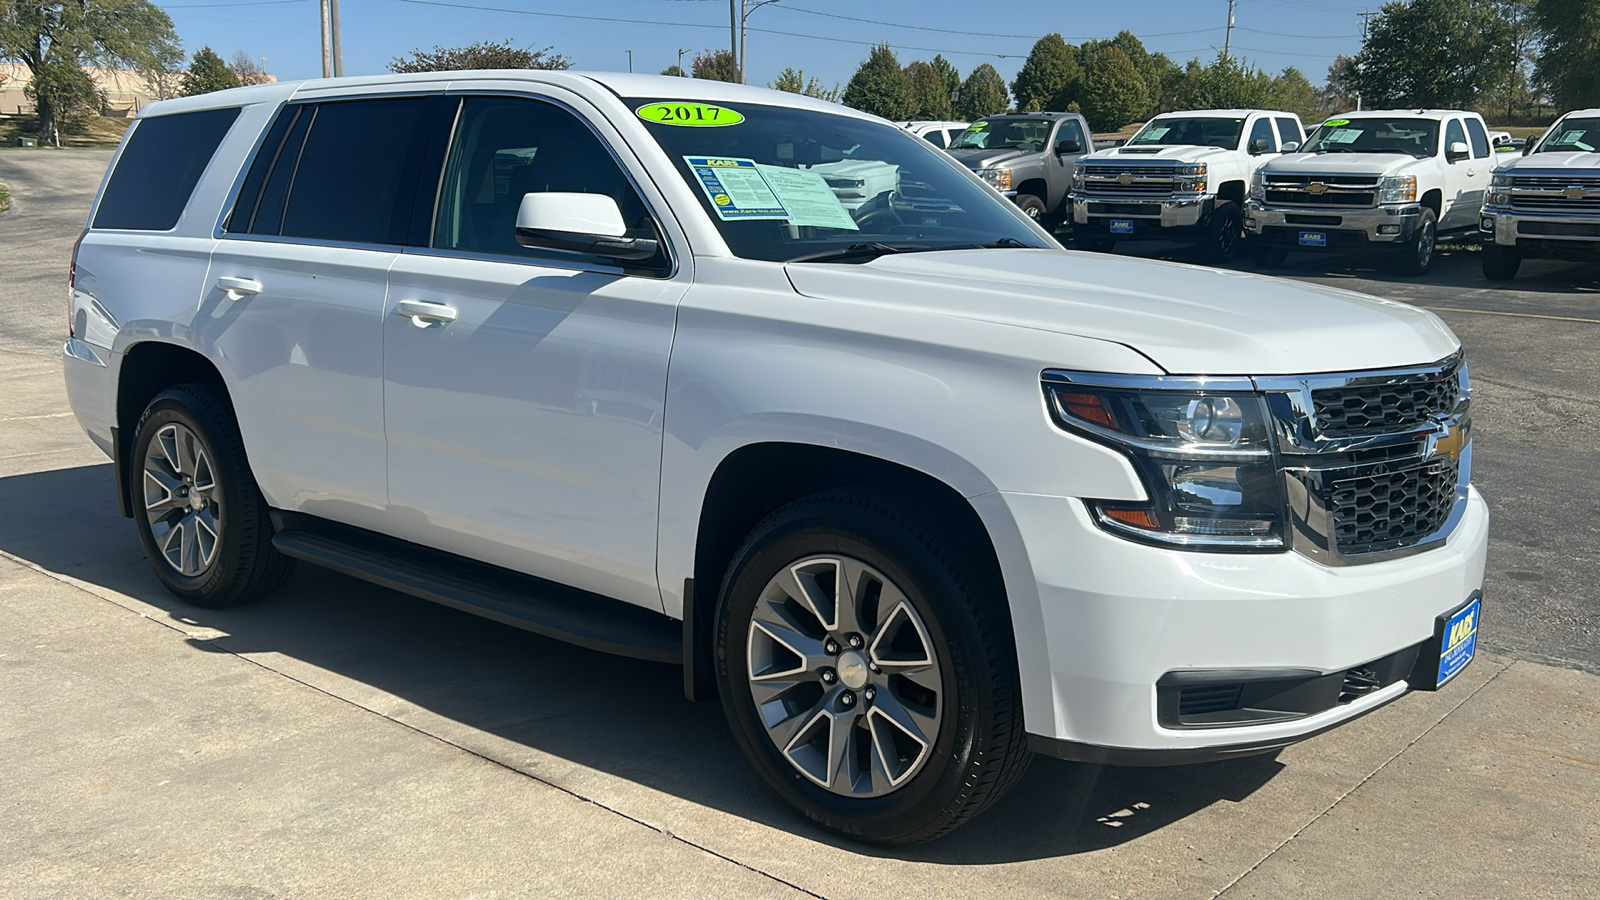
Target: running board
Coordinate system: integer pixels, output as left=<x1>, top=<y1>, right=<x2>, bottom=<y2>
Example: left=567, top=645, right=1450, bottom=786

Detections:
left=269, top=511, right=681, bottom=664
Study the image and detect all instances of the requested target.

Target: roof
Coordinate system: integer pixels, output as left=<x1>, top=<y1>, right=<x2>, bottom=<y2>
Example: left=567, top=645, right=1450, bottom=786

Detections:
left=1556, top=109, right=1600, bottom=118
left=135, top=70, right=871, bottom=122
left=1148, top=109, right=1298, bottom=118
left=1322, top=109, right=1482, bottom=119
left=896, top=120, right=969, bottom=128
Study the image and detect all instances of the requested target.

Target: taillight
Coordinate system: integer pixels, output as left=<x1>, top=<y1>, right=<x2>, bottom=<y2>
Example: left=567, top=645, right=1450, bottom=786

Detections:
left=68, top=229, right=85, bottom=338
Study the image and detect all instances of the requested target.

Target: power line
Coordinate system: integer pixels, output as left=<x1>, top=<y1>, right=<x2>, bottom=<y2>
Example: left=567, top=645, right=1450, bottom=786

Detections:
left=768, top=5, right=1224, bottom=41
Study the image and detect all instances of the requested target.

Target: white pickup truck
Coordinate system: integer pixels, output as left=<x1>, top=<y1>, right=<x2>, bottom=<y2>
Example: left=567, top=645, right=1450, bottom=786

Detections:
left=1071, top=109, right=1305, bottom=261
left=1246, top=109, right=1496, bottom=274
left=1479, top=109, right=1600, bottom=279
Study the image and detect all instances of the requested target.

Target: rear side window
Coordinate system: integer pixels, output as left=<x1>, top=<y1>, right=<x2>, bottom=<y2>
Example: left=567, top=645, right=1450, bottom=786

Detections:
left=1275, top=117, right=1303, bottom=146
left=922, top=130, right=946, bottom=148
left=93, top=107, right=240, bottom=231
left=1464, top=118, right=1491, bottom=159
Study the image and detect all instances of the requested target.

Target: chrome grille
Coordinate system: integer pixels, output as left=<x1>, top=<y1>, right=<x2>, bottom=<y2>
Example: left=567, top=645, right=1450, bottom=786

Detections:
left=1078, top=164, right=1176, bottom=197
left=1511, top=175, right=1600, bottom=189
left=1330, top=459, right=1459, bottom=556
left=1312, top=371, right=1461, bottom=438
left=1262, top=173, right=1379, bottom=208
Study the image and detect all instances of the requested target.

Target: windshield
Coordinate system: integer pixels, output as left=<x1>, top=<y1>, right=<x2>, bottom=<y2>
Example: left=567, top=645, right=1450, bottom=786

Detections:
left=1301, top=118, right=1440, bottom=157
left=949, top=118, right=1054, bottom=151
left=629, top=99, right=1051, bottom=263
left=1536, top=117, right=1600, bottom=152
left=1127, top=117, right=1245, bottom=149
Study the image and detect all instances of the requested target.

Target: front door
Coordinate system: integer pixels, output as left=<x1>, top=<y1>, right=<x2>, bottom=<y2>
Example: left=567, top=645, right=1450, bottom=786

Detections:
left=1441, top=117, right=1482, bottom=230
left=382, top=93, right=687, bottom=611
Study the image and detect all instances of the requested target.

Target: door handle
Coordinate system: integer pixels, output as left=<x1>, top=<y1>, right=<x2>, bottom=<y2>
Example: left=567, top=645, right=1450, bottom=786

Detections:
left=395, top=299, right=458, bottom=328
left=216, top=276, right=263, bottom=302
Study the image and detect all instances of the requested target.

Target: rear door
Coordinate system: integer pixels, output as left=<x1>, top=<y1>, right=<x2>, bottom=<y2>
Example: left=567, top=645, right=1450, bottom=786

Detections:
left=1461, top=117, right=1494, bottom=215
left=1439, top=117, right=1478, bottom=230
left=205, top=92, right=451, bottom=529
left=380, top=88, right=689, bottom=611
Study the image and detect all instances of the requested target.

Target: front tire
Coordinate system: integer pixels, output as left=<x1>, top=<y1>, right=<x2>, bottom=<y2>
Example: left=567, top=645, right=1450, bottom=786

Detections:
left=1013, top=193, right=1047, bottom=223
left=1392, top=208, right=1438, bottom=276
left=1202, top=199, right=1243, bottom=264
left=131, top=383, right=294, bottom=607
left=1482, top=243, right=1522, bottom=280
left=715, top=491, right=1030, bottom=844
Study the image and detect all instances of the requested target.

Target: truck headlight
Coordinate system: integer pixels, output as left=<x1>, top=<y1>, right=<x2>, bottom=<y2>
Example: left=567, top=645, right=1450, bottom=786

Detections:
left=1174, top=163, right=1207, bottom=193
left=1379, top=174, right=1418, bottom=204
left=1486, top=172, right=1513, bottom=206
left=1043, top=375, right=1286, bottom=550
left=980, top=167, right=1012, bottom=191
left=1072, top=162, right=1086, bottom=190
left=1249, top=171, right=1265, bottom=201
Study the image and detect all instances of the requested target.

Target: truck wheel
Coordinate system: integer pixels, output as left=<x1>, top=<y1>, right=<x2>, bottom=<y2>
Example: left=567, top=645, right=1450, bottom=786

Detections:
left=1251, top=245, right=1288, bottom=268
left=1203, top=200, right=1243, bottom=263
left=715, top=491, right=1030, bottom=845
left=131, top=384, right=295, bottom=607
left=1013, top=193, right=1047, bottom=222
left=1392, top=208, right=1438, bottom=276
left=1481, top=244, right=1522, bottom=280
left=1075, top=232, right=1116, bottom=253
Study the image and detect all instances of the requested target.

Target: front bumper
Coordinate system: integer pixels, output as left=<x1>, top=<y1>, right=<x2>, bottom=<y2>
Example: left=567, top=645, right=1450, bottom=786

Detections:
left=987, top=485, right=1489, bottom=760
left=1481, top=206, right=1600, bottom=255
left=1245, top=201, right=1420, bottom=250
left=1072, top=194, right=1210, bottom=235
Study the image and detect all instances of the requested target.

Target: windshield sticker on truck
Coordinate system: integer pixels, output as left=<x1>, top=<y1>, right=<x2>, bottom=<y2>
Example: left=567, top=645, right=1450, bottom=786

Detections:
left=637, top=103, right=745, bottom=127
left=683, top=157, right=788, bottom=220
left=757, top=164, right=859, bottom=230
left=1326, top=128, right=1362, bottom=144
left=1139, top=126, right=1172, bottom=141
left=1322, top=118, right=1350, bottom=128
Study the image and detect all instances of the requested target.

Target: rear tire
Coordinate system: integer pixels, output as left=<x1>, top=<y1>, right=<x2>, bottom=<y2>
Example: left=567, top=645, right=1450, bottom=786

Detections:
left=1481, top=243, right=1522, bottom=281
left=130, top=383, right=295, bottom=607
left=1391, top=208, right=1438, bottom=276
left=1202, top=199, right=1243, bottom=264
left=715, top=490, right=1030, bottom=845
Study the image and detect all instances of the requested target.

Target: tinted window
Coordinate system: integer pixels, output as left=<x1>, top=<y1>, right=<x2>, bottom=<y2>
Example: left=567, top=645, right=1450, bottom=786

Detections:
left=1302, top=118, right=1439, bottom=157
left=1464, top=118, right=1490, bottom=158
left=94, top=107, right=240, bottom=231
left=1275, top=117, right=1302, bottom=145
left=277, top=96, right=439, bottom=244
left=433, top=96, right=659, bottom=267
left=1445, top=118, right=1467, bottom=156
left=922, top=130, right=946, bottom=148
left=228, top=104, right=306, bottom=235
left=1249, top=118, right=1277, bottom=152
left=1127, top=117, right=1244, bottom=149
left=1056, top=119, right=1085, bottom=148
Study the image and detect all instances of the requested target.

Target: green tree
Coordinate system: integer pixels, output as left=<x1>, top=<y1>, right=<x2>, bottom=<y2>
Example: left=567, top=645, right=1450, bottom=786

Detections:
left=956, top=62, right=1009, bottom=120
left=1269, top=67, right=1320, bottom=122
left=905, top=60, right=953, bottom=119
left=1353, top=0, right=1515, bottom=108
left=1319, top=55, right=1362, bottom=115
left=1533, top=0, right=1600, bottom=110
left=771, top=67, right=841, bottom=103
left=691, top=48, right=737, bottom=83
left=930, top=54, right=961, bottom=101
left=25, top=62, right=102, bottom=139
left=0, top=0, right=180, bottom=143
left=388, top=40, right=569, bottom=73
left=1176, top=53, right=1276, bottom=110
left=660, top=64, right=686, bottom=78
left=1080, top=46, right=1150, bottom=132
left=1011, top=33, right=1082, bottom=112
left=182, top=46, right=238, bottom=96
left=1148, top=53, right=1186, bottom=115
left=842, top=43, right=915, bottom=120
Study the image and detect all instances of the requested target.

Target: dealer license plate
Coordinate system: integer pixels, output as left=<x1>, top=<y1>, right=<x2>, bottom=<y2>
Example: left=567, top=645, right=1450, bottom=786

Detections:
left=1298, top=230, right=1327, bottom=247
left=1110, top=220, right=1134, bottom=234
left=1435, top=596, right=1480, bottom=687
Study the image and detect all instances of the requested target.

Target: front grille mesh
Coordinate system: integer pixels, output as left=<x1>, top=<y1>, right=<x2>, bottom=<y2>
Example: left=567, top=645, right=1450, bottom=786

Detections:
left=1331, top=460, right=1459, bottom=555
left=1312, top=373, right=1461, bottom=438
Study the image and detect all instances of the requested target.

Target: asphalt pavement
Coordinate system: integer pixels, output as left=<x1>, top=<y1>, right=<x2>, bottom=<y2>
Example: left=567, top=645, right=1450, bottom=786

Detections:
left=2, top=150, right=1596, bottom=898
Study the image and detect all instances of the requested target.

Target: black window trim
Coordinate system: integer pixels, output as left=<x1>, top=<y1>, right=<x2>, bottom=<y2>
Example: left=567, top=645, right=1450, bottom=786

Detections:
left=92, top=105, right=243, bottom=234
left=417, top=88, right=680, bottom=280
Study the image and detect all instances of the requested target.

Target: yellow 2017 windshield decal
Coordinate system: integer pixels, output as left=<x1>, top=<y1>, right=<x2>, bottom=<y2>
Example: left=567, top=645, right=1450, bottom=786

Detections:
left=636, top=103, right=745, bottom=127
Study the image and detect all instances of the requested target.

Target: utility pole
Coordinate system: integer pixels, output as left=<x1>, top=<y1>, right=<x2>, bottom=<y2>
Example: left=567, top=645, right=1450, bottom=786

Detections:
left=739, top=0, right=781, bottom=85
left=1223, top=0, right=1236, bottom=60
left=678, top=48, right=690, bottom=76
left=729, top=0, right=738, bottom=82
left=627, top=50, right=633, bottom=73
left=1357, top=10, right=1377, bottom=111
left=319, top=0, right=331, bottom=78
left=330, top=0, right=343, bottom=77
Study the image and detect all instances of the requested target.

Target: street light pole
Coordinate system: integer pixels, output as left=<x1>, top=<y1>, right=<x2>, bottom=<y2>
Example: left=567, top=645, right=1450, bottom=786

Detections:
left=330, top=0, right=343, bottom=77
left=319, top=0, right=331, bottom=78
left=729, top=0, right=738, bottom=82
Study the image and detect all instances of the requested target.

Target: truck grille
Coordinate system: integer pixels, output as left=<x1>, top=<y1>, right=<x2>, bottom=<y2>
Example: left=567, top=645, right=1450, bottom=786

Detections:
left=1312, top=369, right=1462, bottom=438
left=1262, top=173, right=1378, bottom=208
left=1508, top=175, right=1600, bottom=213
left=1077, top=164, right=1176, bottom=197
left=1330, top=459, right=1459, bottom=556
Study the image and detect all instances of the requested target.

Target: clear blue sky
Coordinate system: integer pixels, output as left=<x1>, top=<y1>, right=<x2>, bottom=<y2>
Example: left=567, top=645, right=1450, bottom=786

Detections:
left=162, top=0, right=1372, bottom=90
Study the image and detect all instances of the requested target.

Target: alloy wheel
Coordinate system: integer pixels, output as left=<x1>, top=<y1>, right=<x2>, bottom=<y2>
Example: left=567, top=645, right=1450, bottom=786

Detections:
left=745, top=555, right=944, bottom=797
left=142, top=422, right=223, bottom=577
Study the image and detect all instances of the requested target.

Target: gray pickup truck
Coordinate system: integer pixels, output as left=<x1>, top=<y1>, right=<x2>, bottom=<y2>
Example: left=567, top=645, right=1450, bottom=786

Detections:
left=947, top=112, right=1094, bottom=226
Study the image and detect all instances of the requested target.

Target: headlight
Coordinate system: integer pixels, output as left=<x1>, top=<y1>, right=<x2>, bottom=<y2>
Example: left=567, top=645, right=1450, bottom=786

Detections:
left=1174, top=162, right=1208, bottom=194
left=1073, top=162, right=1086, bottom=190
left=1379, top=174, right=1418, bottom=204
left=980, top=167, right=1012, bottom=191
left=1249, top=171, right=1265, bottom=200
left=1486, top=172, right=1513, bottom=206
left=1044, top=375, right=1286, bottom=550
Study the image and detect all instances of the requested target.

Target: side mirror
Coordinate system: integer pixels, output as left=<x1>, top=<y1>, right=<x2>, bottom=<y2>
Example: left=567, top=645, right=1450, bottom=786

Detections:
left=1056, top=139, right=1082, bottom=155
left=1446, top=141, right=1470, bottom=161
left=1523, top=141, right=1535, bottom=156
left=514, top=193, right=659, bottom=262
left=1280, top=141, right=1301, bottom=153
left=1249, top=137, right=1272, bottom=155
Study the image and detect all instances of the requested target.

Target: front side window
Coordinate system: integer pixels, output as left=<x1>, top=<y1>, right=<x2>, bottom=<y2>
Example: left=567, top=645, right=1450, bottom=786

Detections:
left=1536, top=117, right=1600, bottom=152
left=1127, top=117, right=1246, bottom=150
left=95, top=107, right=240, bottom=231
left=432, top=96, right=661, bottom=269
left=1055, top=119, right=1085, bottom=148
left=950, top=118, right=1054, bottom=151
left=1444, top=119, right=1467, bottom=157
left=1248, top=118, right=1277, bottom=152
left=1301, top=118, right=1440, bottom=158
left=630, top=98, right=1050, bottom=263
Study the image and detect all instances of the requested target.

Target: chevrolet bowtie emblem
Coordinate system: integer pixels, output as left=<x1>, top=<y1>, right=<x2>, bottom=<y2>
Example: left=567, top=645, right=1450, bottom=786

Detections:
left=1118, top=172, right=1133, bottom=185
left=1564, top=186, right=1588, bottom=200
left=1427, top=421, right=1468, bottom=464
left=1305, top=182, right=1330, bottom=195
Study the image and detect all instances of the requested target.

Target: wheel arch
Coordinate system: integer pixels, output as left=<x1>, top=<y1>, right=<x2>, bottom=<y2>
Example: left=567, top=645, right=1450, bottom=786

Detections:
left=1216, top=180, right=1247, bottom=206
left=1421, top=188, right=1443, bottom=217
left=114, top=341, right=229, bottom=518
left=1015, top=177, right=1048, bottom=202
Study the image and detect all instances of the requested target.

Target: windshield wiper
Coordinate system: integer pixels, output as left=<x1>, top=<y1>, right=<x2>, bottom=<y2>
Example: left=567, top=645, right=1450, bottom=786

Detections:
left=788, top=242, right=918, bottom=264
left=986, top=237, right=1034, bottom=248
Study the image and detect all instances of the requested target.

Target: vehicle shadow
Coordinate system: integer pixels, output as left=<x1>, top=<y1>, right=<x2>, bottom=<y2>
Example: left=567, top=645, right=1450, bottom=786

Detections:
left=0, top=463, right=1284, bottom=863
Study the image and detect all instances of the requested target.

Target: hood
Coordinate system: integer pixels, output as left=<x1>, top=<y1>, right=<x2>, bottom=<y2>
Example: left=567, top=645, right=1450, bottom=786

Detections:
left=1265, top=152, right=1424, bottom=177
left=1496, top=151, right=1600, bottom=174
left=784, top=250, right=1457, bottom=375
left=1083, top=144, right=1237, bottom=164
left=948, top=147, right=1030, bottom=169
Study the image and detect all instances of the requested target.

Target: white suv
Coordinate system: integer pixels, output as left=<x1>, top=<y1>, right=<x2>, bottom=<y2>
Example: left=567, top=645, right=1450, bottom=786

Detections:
left=64, top=72, right=1488, bottom=844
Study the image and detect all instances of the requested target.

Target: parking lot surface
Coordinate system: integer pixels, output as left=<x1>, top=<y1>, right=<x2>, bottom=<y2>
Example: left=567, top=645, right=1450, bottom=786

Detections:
left=3, top=151, right=1597, bottom=898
